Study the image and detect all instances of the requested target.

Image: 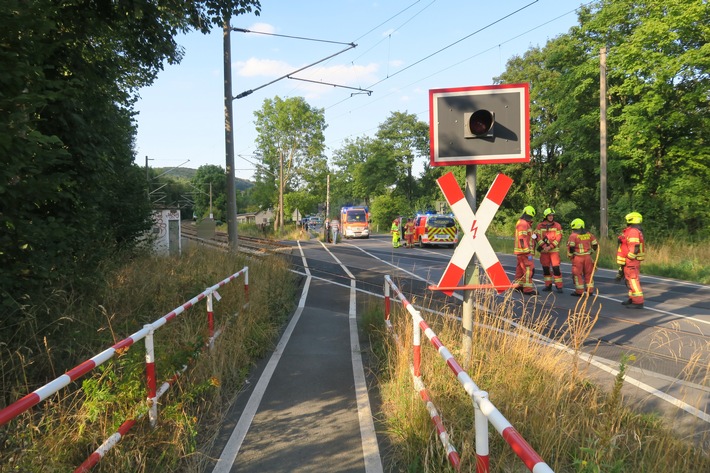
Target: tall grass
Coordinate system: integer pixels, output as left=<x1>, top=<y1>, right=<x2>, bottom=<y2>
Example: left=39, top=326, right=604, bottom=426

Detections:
left=1, top=246, right=295, bottom=472
left=369, top=288, right=710, bottom=472
left=489, top=234, right=710, bottom=284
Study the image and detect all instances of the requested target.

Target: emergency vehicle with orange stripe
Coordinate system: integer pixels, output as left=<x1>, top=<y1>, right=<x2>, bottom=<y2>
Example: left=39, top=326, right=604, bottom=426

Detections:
left=414, top=213, right=459, bottom=248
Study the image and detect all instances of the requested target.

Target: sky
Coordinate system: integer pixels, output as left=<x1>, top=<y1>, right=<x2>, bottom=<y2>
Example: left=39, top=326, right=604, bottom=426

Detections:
left=134, top=0, right=590, bottom=180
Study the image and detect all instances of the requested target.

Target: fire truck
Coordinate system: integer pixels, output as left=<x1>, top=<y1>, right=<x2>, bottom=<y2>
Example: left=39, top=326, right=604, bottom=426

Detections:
left=414, top=213, right=458, bottom=248
left=340, top=206, right=370, bottom=239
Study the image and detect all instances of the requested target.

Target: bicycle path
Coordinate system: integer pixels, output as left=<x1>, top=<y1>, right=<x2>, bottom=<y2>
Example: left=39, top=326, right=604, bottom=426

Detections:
left=208, top=241, right=383, bottom=473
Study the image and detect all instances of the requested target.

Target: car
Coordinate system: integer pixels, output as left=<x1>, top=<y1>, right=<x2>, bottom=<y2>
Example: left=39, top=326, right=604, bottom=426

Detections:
left=414, top=214, right=458, bottom=248
left=308, top=216, right=323, bottom=230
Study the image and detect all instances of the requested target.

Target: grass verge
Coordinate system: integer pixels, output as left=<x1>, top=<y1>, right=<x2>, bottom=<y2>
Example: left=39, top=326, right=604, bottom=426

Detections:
left=1, top=246, right=295, bottom=472
left=488, top=234, right=710, bottom=284
left=367, top=287, right=710, bottom=472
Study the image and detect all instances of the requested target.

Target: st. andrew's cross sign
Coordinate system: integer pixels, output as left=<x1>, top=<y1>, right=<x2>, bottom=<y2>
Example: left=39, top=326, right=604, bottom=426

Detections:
left=435, top=172, right=513, bottom=295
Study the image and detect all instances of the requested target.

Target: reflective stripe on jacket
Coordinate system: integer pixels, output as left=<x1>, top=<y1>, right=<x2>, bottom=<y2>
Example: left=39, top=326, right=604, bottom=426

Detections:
left=567, top=230, right=598, bottom=256
left=514, top=218, right=533, bottom=255
left=535, top=221, right=563, bottom=253
left=617, top=225, right=645, bottom=264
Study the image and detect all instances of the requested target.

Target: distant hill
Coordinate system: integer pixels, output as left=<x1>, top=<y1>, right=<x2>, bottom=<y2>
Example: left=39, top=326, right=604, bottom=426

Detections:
left=154, top=167, right=254, bottom=191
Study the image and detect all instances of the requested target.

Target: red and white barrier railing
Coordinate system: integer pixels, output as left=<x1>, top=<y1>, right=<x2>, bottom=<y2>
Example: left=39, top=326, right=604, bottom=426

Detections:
left=384, top=275, right=554, bottom=473
left=1, top=267, right=248, bottom=471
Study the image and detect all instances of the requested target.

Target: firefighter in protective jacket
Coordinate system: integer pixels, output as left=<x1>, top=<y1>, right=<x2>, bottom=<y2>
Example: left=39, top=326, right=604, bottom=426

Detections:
left=616, top=212, right=646, bottom=309
left=535, top=208, right=564, bottom=293
left=567, top=218, right=598, bottom=296
left=514, top=206, right=537, bottom=295
left=391, top=218, right=401, bottom=248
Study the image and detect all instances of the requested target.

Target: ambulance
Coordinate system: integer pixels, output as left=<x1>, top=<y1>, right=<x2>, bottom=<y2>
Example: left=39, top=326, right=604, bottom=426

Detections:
left=340, top=206, right=370, bottom=239
left=414, top=213, right=458, bottom=248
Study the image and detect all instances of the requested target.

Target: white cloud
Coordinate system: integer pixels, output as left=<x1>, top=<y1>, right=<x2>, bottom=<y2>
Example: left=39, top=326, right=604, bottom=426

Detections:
left=235, top=58, right=293, bottom=77
left=246, top=22, right=276, bottom=35
left=234, top=59, right=380, bottom=98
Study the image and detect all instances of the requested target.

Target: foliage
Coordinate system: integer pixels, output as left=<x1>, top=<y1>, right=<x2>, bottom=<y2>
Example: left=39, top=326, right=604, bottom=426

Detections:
left=374, top=111, right=430, bottom=205
left=0, top=247, right=294, bottom=472
left=369, top=192, right=411, bottom=230
left=325, top=0, right=709, bottom=244
left=0, top=0, right=261, bottom=312
left=373, top=293, right=710, bottom=472
left=191, top=165, right=228, bottom=221
left=252, top=96, right=327, bottom=230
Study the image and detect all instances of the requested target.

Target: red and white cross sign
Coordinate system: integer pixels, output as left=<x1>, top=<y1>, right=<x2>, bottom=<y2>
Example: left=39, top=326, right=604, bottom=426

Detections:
left=436, top=172, right=513, bottom=295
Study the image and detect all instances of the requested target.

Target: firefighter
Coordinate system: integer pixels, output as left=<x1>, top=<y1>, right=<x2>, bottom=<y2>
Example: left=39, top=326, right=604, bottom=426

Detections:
left=404, top=218, right=415, bottom=248
left=616, top=212, right=646, bottom=309
left=391, top=218, right=401, bottom=248
left=535, top=208, right=564, bottom=293
left=514, top=206, right=537, bottom=295
left=567, top=218, right=598, bottom=296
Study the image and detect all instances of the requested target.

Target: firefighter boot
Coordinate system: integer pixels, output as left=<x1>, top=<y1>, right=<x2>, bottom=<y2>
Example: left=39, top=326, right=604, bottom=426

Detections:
left=621, top=298, right=633, bottom=306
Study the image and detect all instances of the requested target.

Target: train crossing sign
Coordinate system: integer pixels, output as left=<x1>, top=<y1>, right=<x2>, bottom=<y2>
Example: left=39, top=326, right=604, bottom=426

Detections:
left=429, top=83, right=530, bottom=166
left=435, top=171, right=513, bottom=295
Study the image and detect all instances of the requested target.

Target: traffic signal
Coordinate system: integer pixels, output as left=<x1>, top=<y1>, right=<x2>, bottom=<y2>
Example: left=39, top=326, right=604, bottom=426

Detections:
left=464, top=109, right=495, bottom=138
left=429, top=83, right=530, bottom=166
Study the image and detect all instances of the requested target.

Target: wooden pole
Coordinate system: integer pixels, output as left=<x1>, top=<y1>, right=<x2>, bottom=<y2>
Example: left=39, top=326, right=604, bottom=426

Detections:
left=600, top=46, right=608, bottom=238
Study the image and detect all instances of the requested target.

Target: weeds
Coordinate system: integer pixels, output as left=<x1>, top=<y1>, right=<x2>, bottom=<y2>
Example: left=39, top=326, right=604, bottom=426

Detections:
left=0, top=246, right=294, bottom=472
left=489, top=234, right=710, bottom=284
left=370, top=287, right=710, bottom=472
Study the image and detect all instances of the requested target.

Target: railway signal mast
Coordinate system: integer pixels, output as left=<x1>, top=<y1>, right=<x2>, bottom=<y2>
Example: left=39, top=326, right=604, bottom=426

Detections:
left=428, top=83, right=530, bottom=361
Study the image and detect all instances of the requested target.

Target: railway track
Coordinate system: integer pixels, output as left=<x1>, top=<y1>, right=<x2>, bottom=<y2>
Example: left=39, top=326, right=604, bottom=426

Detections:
left=181, top=222, right=291, bottom=255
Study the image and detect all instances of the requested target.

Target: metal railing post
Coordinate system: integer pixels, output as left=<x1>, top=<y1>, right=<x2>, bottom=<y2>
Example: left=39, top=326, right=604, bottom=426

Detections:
left=412, top=317, right=421, bottom=377
left=144, top=326, right=158, bottom=428
left=384, top=277, right=390, bottom=323
left=474, top=390, right=490, bottom=473
left=207, top=293, right=215, bottom=347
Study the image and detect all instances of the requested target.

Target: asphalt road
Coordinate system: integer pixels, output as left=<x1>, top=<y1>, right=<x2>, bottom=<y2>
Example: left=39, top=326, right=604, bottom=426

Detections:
left=207, top=233, right=710, bottom=471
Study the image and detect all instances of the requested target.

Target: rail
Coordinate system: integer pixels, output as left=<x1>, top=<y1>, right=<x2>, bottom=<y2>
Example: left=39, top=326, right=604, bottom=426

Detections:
left=0, top=267, right=249, bottom=472
left=384, top=275, right=554, bottom=473
left=181, top=223, right=291, bottom=255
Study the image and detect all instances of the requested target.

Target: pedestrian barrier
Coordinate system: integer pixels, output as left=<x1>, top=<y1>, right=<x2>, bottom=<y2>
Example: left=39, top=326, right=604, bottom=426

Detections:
left=384, top=275, right=554, bottom=473
left=0, top=267, right=249, bottom=472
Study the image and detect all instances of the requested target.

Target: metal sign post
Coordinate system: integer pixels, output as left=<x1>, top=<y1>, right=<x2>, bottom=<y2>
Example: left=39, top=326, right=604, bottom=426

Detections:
left=428, top=83, right=530, bottom=363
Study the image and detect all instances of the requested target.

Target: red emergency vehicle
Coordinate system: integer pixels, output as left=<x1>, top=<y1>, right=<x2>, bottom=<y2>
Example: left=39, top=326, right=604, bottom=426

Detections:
left=414, top=213, right=458, bottom=248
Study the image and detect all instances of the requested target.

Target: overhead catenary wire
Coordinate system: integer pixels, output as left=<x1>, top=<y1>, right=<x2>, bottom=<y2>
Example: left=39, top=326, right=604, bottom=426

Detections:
left=322, top=1, right=595, bottom=150
left=233, top=1, right=592, bottom=164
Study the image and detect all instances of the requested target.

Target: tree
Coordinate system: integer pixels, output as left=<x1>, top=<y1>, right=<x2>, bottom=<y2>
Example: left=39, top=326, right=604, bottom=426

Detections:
left=330, top=136, right=379, bottom=208
left=375, top=112, right=430, bottom=205
left=583, top=0, right=710, bottom=235
left=253, top=96, right=327, bottom=231
left=0, top=0, right=261, bottom=312
left=192, top=165, right=228, bottom=221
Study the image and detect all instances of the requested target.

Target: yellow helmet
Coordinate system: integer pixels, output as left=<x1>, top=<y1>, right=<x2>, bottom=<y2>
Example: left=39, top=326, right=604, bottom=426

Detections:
left=523, top=205, right=536, bottom=217
left=570, top=218, right=585, bottom=230
left=625, top=212, right=642, bottom=224
left=543, top=208, right=555, bottom=217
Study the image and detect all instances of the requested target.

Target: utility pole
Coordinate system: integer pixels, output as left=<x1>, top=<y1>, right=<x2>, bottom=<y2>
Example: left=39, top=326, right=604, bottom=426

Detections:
left=223, top=18, right=238, bottom=251
left=145, top=155, right=154, bottom=203
left=600, top=46, right=608, bottom=238
left=209, top=182, right=213, bottom=219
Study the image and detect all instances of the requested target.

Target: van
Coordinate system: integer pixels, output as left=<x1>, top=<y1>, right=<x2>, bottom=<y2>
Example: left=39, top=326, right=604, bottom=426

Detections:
left=414, top=214, right=458, bottom=248
left=340, top=206, right=370, bottom=239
